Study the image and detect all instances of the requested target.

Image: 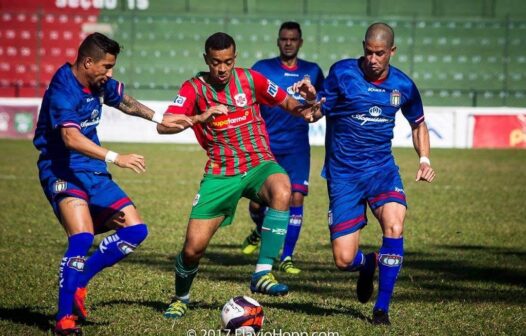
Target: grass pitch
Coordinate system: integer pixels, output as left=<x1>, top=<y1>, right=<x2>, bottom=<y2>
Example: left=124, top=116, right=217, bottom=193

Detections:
left=0, top=139, right=525, bottom=335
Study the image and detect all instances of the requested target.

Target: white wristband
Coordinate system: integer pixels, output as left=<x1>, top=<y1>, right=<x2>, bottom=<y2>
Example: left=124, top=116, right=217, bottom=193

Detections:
left=419, top=156, right=431, bottom=165
left=305, top=98, right=316, bottom=105
left=105, top=150, right=119, bottom=163
left=151, top=110, right=164, bottom=124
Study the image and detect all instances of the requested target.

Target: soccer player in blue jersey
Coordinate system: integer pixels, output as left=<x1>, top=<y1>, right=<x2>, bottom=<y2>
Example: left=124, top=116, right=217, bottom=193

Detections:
left=33, top=32, right=191, bottom=335
left=241, top=22, right=325, bottom=275
left=296, top=22, right=435, bottom=325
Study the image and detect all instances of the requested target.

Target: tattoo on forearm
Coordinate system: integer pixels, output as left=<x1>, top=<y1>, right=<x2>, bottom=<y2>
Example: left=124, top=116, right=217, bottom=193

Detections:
left=118, top=94, right=154, bottom=120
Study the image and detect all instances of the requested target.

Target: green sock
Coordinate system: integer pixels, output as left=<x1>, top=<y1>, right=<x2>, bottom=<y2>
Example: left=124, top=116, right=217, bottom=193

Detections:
left=175, top=252, right=198, bottom=299
left=257, top=208, right=289, bottom=266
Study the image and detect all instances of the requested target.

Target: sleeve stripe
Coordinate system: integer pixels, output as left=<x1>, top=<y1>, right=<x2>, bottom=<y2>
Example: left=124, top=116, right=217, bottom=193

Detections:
left=61, top=122, right=81, bottom=130
left=415, top=115, right=425, bottom=124
left=117, top=81, right=123, bottom=96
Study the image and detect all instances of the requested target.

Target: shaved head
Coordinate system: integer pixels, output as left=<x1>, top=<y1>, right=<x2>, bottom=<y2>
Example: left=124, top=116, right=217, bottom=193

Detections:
left=365, top=22, right=395, bottom=48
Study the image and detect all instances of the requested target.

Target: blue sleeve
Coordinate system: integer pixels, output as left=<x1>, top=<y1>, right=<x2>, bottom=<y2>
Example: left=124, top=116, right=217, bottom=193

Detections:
left=252, top=60, right=265, bottom=72
left=49, top=91, right=80, bottom=129
left=103, top=78, right=124, bottom=107
left=401, top=82, right=425, bottom=125
left=313, top=65, right=325, bottom=92
left=320, top=64, right=341, bottom=116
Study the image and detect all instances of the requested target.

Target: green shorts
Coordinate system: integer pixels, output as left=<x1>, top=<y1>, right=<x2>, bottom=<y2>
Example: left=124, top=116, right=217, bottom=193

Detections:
left=190, top=161, right=287, bottom=227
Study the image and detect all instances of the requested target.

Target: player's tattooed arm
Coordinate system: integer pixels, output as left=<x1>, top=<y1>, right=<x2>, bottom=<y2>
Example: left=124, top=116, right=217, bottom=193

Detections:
left=117, top=94, right=155, bottom=120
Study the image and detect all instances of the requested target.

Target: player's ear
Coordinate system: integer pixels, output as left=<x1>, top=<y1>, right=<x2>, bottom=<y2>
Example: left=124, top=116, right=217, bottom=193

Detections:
left=84, top=57, right=93, bottom=69
left=203, top=53, right=208, bottom=65
left=391, top=45, right=397, bottom=56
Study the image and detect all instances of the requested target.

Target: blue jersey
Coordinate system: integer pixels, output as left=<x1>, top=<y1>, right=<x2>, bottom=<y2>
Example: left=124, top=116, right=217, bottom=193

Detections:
left=33, top=63, right=124, bottom=176
left=321, top=58, right=424, bottom=180
left=252, top=57, right=324, bottom=154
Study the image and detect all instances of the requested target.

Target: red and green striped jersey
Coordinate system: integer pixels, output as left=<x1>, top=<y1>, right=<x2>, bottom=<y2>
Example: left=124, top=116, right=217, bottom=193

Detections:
left=165, top=68, right=288, bottom=175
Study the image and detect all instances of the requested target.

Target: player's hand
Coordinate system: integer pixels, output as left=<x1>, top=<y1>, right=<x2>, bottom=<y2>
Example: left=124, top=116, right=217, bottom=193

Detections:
left=293, top=76, right=317, bottom=102
left=114, top=153, right=146, bottom=174
left=415, top=163, right=435, bottom=182
left=303, top=97, right=326, bottom=123
left=200, top=105, right=228, bottom=123
left=160, top=114, right=193, bottom=130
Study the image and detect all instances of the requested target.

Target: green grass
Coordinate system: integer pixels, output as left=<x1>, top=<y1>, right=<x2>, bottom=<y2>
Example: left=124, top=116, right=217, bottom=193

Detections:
left=0, top=139, right=525, bottom=335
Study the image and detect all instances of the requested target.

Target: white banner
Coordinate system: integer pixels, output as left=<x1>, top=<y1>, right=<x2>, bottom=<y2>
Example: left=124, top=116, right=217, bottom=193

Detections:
left=2, top=98, right=525, bottom=148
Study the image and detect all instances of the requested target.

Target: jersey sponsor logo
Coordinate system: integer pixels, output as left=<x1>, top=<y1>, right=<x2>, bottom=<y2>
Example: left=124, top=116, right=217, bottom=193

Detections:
left=80, top=109, right=101, bottom=128
left=193, top=193, right=200, bottom=206
left=53, top=180, right=67, bottom=193
left=368, top=87, right=386, bottom=92
left=91, top=109, right=99, bottom=119
left=234, top=93, right=248, bottom=107
left=66, top=257, right=85, bottom=271
left=379, top=253, right=403, bottom=267
left=284, top=72, right=300, bottom=77
left=287, top=86, right=303, bottom=100
left=390, top=90, right=401, bottom=107
left=369, top=106, right=382, bottom=117
left=352, top=114, right=392, bottom=125
left=267, top=80, right=279, bottom=97
left=117, top=241, right=136, bottom=255
left=210, top=109, right=253, bottom=129
left=174, top=95, right=186, bottom=107
left=86, top=97, right=95, bottom=102
left=395, top=187, right=405, bottom=194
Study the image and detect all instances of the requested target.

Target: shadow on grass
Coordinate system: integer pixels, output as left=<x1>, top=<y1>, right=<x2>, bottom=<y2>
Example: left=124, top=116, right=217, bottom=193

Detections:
left=264, top=301, right=368, bottom=320
left=0, top=307, right=52, bottom=332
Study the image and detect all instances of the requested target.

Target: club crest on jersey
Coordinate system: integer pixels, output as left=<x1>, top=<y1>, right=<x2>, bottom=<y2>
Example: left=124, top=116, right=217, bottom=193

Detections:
left=67, top=257, right=85, bottom=271
left=390, top=90, right=401, bottom=107
left=234, top=93, right=247, bottom=107
left=267, top=80, right=279, bottom=97
left=53, top=180, right=67, bottom=193
left=174, top=95, right=186, bottom=107
left=193, top=193, right=200, bottom=206
left=379, top=253, right=403, bottom=267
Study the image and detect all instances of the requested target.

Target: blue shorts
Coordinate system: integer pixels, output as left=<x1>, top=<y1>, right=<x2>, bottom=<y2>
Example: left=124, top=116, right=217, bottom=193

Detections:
left=327, top=165, right=407, bottom=241
left=274, top=149, right=310, bottom=195
left=39, top=170, right=134, bottom=234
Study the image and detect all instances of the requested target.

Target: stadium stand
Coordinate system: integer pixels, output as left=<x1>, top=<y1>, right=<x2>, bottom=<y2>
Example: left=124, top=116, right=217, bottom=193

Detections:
left=0, top=0, right=525, bottom=106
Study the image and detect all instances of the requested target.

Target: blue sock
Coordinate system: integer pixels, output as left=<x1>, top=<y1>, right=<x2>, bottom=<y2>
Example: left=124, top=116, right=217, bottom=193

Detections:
left=280, top=206, right=303, bottom=261
left=249, top=205, right=266, bottom=234
left=57, top=232, right=94, bottom=320
left=374, top=237, right=404, bottom=313
left=344, top=249, right=366, bottom=272
left=78, top=224, right=148, bottom=288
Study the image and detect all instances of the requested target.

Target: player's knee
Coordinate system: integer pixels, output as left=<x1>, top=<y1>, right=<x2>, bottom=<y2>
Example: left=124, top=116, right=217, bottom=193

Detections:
left=334, top=254, right=357, bottom=271
left=182, top=246, right=205, bottom=264
left=270, top=187, right=291, bottom=209
left=382, top=222, right=404, bottom=238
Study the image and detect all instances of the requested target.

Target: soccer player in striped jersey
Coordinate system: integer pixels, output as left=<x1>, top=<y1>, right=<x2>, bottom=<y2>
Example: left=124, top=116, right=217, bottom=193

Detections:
left=241, top=22, right=325, bottom=275
left=158, top=32, right=323, bottom=320
left=33, top=33, right=191, bottom=335
left=296, top=23, right=436, bottom=325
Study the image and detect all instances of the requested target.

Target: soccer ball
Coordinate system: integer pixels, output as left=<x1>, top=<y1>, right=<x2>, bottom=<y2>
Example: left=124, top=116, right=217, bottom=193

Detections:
left=221, top=296, right=264, bottom=334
